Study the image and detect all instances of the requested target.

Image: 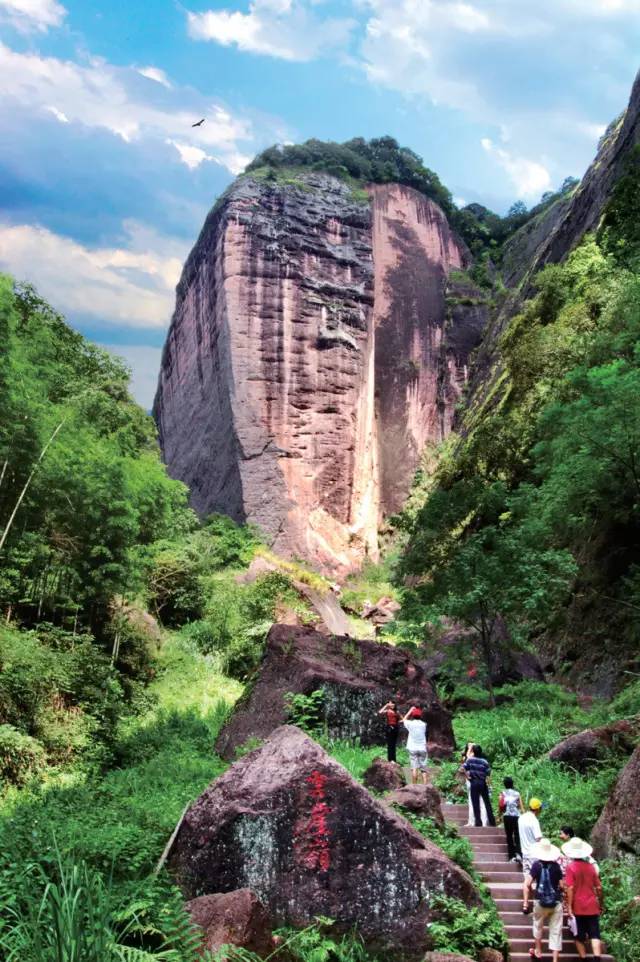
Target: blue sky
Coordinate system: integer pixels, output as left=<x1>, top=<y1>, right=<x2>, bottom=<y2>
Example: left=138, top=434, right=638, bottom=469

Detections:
left=0, top=0, right=638, bottom=407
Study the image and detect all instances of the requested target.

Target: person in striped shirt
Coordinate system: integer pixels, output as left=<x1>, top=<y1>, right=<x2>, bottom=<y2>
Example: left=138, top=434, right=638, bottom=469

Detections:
left=463, top=744, right=496, bottom=827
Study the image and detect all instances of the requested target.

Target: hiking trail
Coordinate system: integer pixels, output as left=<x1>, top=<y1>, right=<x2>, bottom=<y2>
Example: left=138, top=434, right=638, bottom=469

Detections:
left=443, top=803, right=614, bottom=962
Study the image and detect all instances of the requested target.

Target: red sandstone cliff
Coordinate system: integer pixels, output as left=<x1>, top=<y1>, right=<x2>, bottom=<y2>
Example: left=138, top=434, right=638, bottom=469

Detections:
left=154, top=173, right=486, bottom=574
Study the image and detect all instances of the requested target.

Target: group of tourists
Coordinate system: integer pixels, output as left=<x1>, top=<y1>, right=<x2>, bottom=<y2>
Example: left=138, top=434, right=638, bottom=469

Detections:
left=378, top=700, right=429, bottom=784
left=459, top=743, right=604, bottom=962
left=377, top=716, right=604, bottom=961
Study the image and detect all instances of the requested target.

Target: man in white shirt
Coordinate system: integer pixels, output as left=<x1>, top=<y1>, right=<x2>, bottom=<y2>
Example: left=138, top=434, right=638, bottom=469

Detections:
left=402, top=706, right=428, bottom=784
left=519, top=798, right=543, bottom=875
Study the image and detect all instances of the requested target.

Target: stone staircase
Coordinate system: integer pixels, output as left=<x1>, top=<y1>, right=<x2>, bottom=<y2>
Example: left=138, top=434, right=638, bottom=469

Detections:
left=443, top=802, right=614, bottom=961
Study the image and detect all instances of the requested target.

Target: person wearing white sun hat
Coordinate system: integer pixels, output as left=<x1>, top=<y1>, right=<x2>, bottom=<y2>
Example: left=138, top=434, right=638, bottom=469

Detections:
left=562, top=837, right=604, bottom=962
left=522, top=838, right=564, bottom=962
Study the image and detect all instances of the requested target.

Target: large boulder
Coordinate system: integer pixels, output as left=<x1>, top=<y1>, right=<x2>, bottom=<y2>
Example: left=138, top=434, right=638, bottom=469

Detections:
left=591, top=742, right=640, bottom=859
left=171, top=726, right=477, bottom=960
left=186, top=889, right=275, bottom=958
left=215, top=624, right=455, bottom=760
left=549, top=719, right=638, bottom=768
left=363, top=757, right=406, bottom=792
left=387, top=785, right=444, bottom=827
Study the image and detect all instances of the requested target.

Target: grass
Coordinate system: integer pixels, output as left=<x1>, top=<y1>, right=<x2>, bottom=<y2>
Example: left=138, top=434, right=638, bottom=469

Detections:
left=0, top=634, right=241, bottom=957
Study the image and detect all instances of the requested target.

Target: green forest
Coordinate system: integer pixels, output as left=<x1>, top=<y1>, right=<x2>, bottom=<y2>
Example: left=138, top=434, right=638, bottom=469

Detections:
left=1, top=142, right=639, bottom=962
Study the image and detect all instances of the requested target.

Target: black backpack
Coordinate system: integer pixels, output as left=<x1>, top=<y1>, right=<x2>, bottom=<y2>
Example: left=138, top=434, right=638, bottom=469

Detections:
left=537, top=864, right=560, bottom=908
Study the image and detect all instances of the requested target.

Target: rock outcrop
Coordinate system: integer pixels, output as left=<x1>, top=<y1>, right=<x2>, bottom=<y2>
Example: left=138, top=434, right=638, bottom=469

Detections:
left=363, top=757, right=406, bottom=792
left=186, top=889, right=275, bottom=958
left=387, top=785, right=444, bottom=826
left=548, top=719, right=638, bottom=768
left=154, top=173, right=486, bottom=574
left=214, top=623, right=455, bottom=760
left=591, top=742, right=640, bottom=859
left=170, top=726, right=477, bottom=960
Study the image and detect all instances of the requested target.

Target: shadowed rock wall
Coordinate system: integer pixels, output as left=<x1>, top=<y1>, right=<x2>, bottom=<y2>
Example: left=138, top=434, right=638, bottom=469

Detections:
left=154, top=174, right=485, bottom=573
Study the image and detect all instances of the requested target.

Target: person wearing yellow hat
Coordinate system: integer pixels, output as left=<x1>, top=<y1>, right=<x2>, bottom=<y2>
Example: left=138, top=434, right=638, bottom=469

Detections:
left=522, top=838, right=563, bottom=962
left=518, top=798, right=543, bottom=876
left=563, top=837, right=604, bottom=962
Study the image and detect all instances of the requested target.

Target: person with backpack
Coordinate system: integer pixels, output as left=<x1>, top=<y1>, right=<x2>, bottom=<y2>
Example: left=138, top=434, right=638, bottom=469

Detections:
left=562, top=837, right=604, bottom=962
left=499, top=776, right=524, bottom=862
left=378, top=700, right=400, bottom=762
left=522, top=838, right=564, bottom=962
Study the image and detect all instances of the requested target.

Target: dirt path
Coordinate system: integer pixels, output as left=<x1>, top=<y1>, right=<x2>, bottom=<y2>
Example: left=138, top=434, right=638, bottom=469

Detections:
left=443, top=803, right=614, bottom=962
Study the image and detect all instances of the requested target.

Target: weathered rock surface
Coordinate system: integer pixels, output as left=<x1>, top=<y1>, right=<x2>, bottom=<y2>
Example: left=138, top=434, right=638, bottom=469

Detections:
left=361, top=595, right=402, bottom=625
left=363, top=757, right=406, bottom=792
left=186, top=889, right=275, bottom=958
left=423, top=953, right=476, bottom=962
left=171, top=726, right=477, bottom=959
left=387, top=785, right=444, bottom=826
left=154, top=173, right=486, bottom=574
left=548, top=719, right=638, bottom=768
left=591, top=742, right=640, bottom=859
left=215, top=623, right=455, bottom=760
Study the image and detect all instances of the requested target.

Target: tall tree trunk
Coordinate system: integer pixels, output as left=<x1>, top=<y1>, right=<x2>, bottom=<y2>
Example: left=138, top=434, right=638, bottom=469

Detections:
left=0, top=420, right=65, bottom=553
left=479, top=608, right=496, bottom=708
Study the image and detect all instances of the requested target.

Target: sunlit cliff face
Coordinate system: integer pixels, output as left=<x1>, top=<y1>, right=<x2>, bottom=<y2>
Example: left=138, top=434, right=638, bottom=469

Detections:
left=154, top=173, right=485, bottom=575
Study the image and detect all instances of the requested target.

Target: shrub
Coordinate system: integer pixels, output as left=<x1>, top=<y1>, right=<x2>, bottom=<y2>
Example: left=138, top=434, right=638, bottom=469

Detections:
left=428, top=894, right=507, bottom=955
left=284, top=689, right=326, bottom=735
left=0, top=724, right=45, bottom=784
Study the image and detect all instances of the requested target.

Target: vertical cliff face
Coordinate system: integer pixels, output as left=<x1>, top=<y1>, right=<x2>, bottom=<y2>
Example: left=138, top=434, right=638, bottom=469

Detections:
left=369, top=184, right=468, bottom=515
left=154, top=173, right=485, bottom=574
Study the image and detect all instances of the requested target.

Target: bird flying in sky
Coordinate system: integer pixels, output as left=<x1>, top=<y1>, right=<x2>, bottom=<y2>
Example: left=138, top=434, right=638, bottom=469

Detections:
left=192, top=118, right=205, bottom=127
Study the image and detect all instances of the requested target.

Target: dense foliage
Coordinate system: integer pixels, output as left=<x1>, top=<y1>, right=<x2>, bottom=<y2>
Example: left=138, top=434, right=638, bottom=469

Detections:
left=395, top=152, right=640, bottom=686
left=0, top=277, right=192, bottom=631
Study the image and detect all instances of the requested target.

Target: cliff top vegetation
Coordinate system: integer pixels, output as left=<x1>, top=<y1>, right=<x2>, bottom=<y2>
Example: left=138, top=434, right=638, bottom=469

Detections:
left=246, top=135, right=579, bottom=259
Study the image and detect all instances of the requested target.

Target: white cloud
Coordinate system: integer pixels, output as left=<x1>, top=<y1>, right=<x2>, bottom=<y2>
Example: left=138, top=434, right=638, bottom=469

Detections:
left=0, top=42, right=255, bottom=173
left=0, top=0, right=66, bottom=33
left=137, top=65, right=172, bottom=88
left=0, top=220, right=187, bottom=330
left=102, top=344, right=163, bottom=410
left=45, top=104, right=69, bottom=123
left=167, top=140, right=214, bottom=170
left=187, top=0, right=355, bottom=61
left=481, top=138, right=551, bottom=198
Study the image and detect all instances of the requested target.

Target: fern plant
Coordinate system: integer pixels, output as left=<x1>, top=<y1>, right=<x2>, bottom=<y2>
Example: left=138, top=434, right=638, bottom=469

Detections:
left=284, top=688, right=326, bottom=736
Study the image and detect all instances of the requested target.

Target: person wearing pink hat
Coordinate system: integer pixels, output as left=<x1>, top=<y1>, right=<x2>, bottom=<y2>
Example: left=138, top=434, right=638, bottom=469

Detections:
left=401, top=705, right=428, bottom=784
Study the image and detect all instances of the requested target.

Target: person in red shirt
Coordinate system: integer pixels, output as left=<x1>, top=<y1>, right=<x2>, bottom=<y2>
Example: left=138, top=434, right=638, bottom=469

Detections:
left=562, top=837, right=604, bottom=962
left=378, top=700, right=400, bottom=762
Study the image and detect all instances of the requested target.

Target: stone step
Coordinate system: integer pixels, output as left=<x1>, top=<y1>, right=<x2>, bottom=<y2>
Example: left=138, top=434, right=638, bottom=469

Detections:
left=505, top=923, right=574, bottom=938
left=488, top=881, right=526, bottom=893
left=474, top=853, right=516, bottom=864
left=510, top=956, right=613, bottom=962
left=459, top=827, right=503, bottom=838
left=481, top=870, right=525, bottom=883
left=495, top=900, right=524, bottom=911
left=509, top=940, right=609, bottom=957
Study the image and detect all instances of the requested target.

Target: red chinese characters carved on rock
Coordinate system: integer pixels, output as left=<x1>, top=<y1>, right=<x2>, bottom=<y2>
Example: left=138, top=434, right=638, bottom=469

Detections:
left=295, top=770, right=332, bottom=872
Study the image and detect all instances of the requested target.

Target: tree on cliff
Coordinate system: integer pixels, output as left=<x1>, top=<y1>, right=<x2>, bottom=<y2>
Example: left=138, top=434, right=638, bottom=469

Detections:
left=401, top=480, right=576, bottom=705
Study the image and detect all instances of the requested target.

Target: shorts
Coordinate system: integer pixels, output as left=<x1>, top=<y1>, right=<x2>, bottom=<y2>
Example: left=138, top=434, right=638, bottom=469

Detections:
left=409, top=750, right=428, bottom=771
left=533, top=901, right=563, bottom=952
left=575, top=915, right=601, bottom=942
left=522, top=856, right=535, bottom=876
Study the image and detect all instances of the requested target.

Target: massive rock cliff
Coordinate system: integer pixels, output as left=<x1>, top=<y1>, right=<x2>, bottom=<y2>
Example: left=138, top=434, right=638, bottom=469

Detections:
left=154, top=173, right=485, bottom=573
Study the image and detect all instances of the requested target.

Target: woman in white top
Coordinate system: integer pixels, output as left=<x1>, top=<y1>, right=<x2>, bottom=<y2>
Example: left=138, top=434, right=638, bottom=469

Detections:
left=461, top=741, right=489, bottom=826
left=401, top=706, right=428, bottom=784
